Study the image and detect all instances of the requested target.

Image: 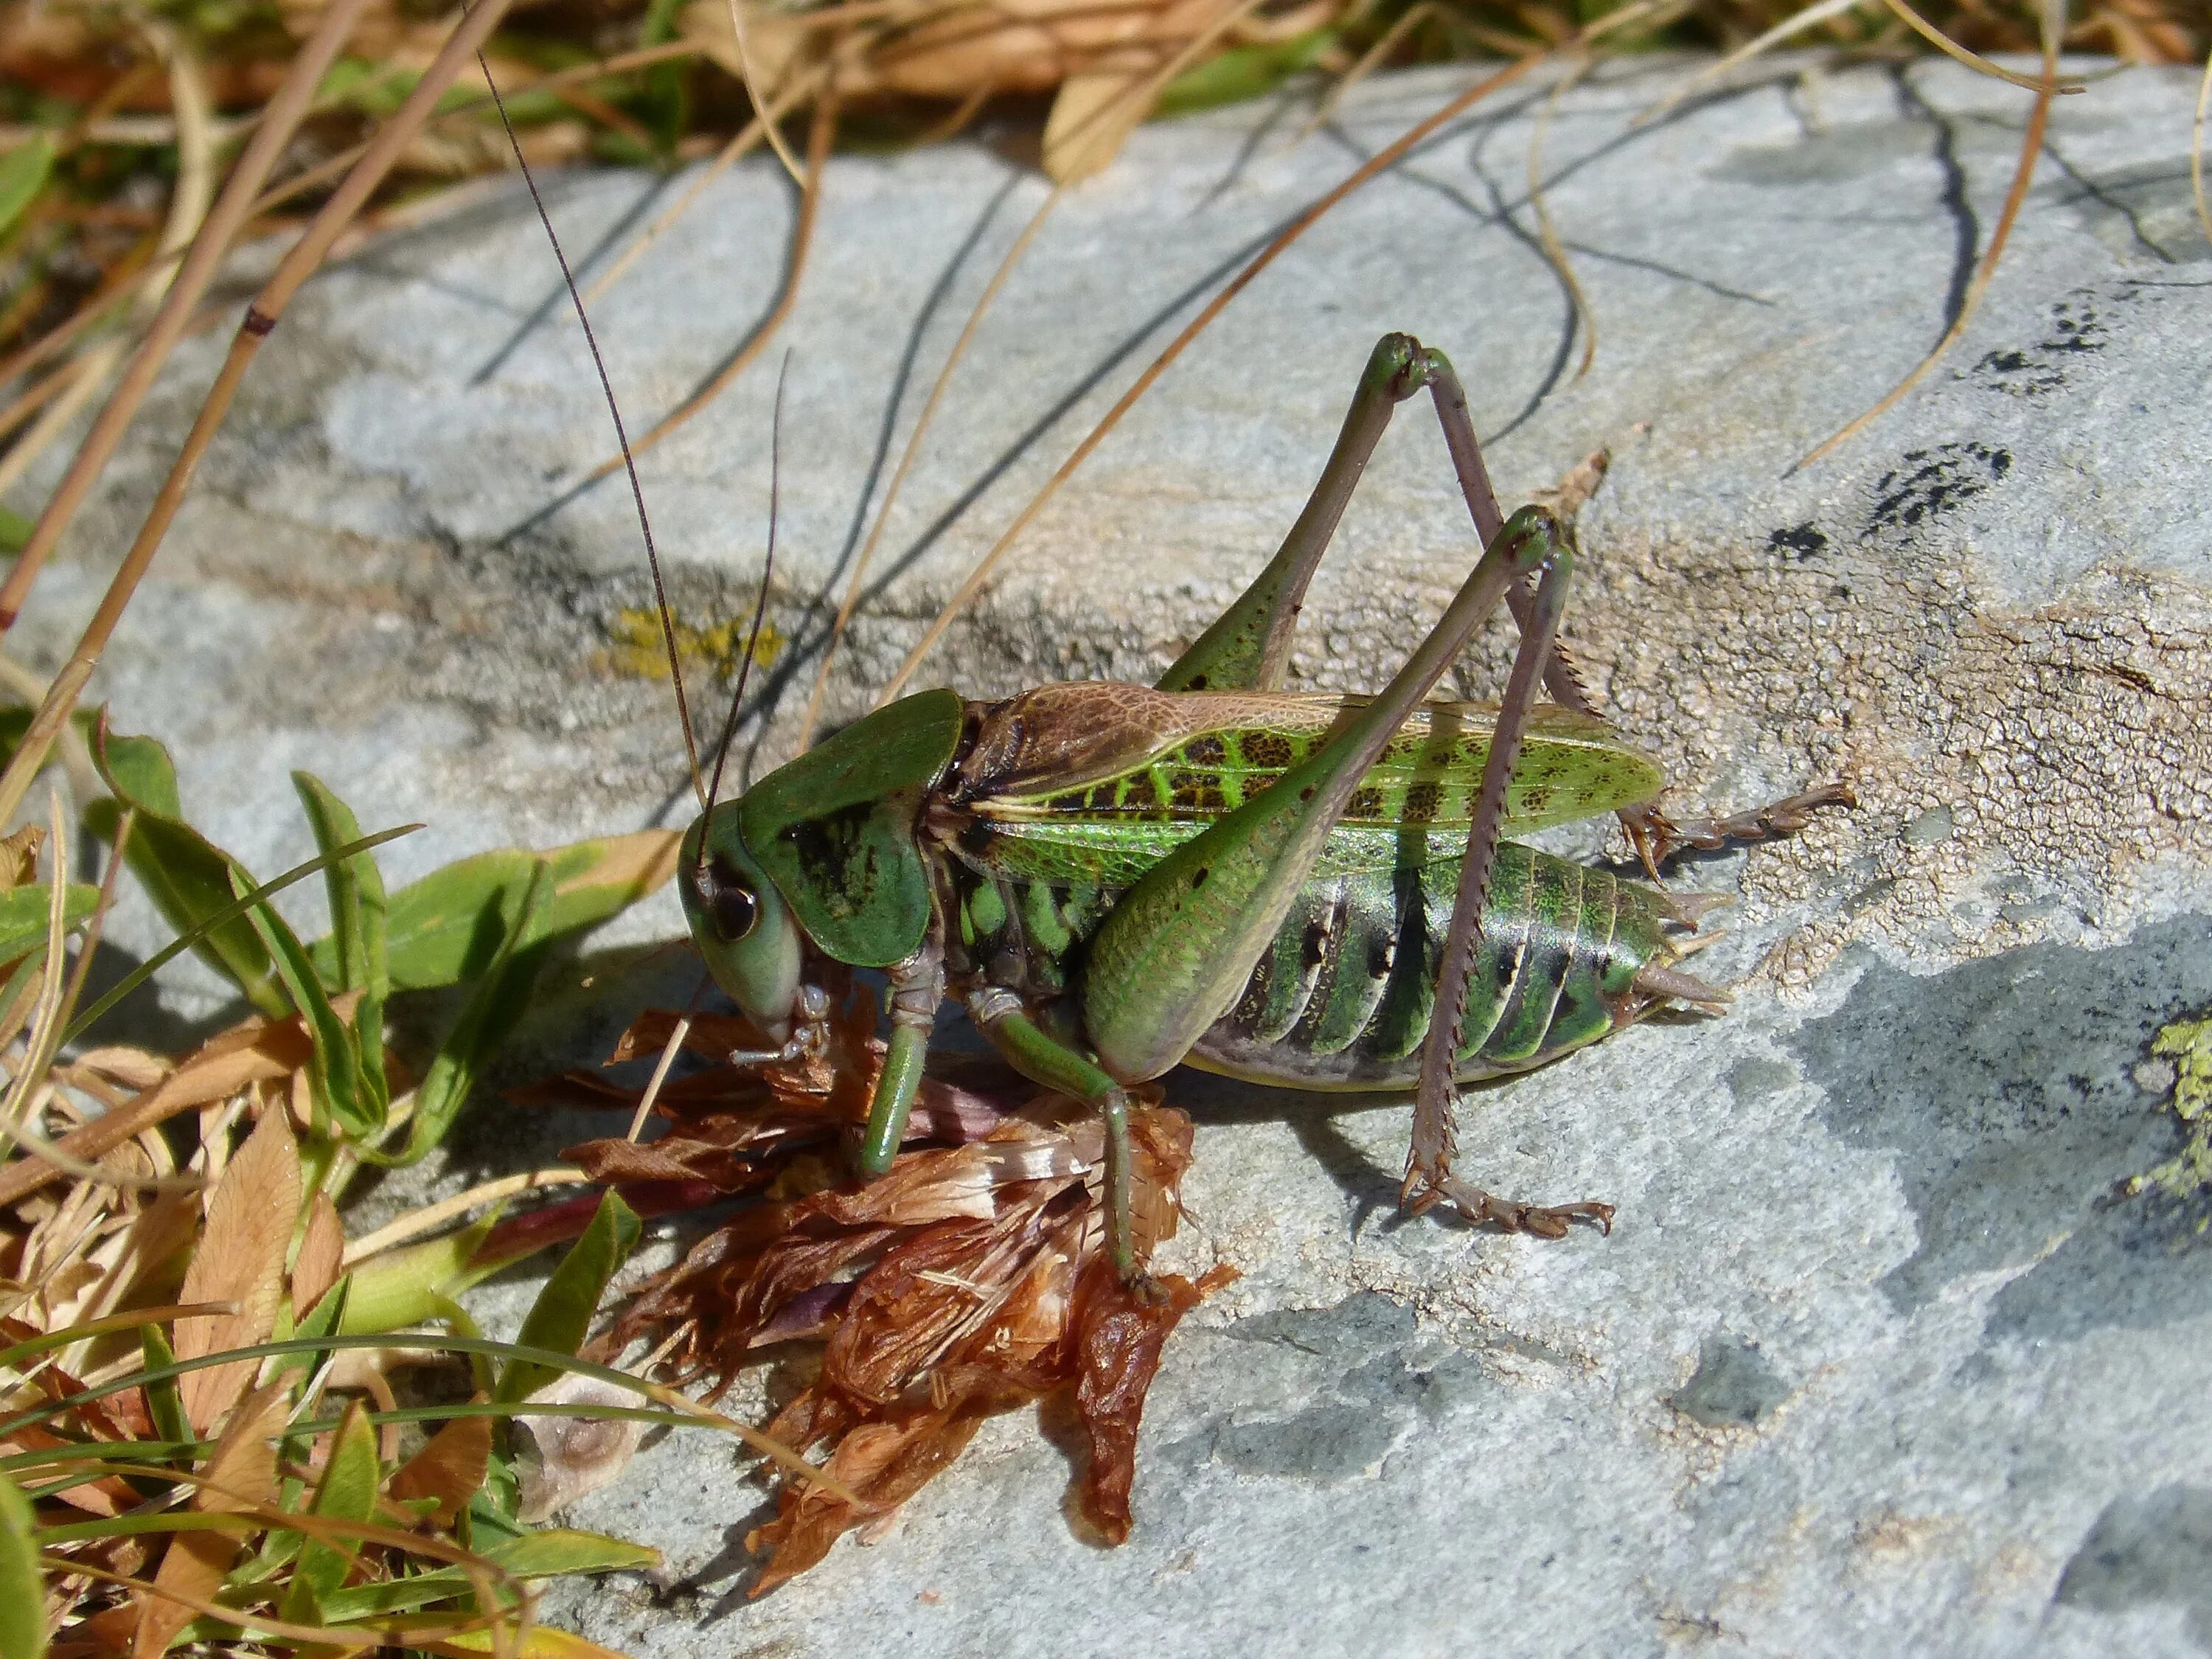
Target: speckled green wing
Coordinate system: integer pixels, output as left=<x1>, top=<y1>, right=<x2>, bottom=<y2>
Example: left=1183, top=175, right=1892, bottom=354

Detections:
left=964, top=692, right=1661, bottom=890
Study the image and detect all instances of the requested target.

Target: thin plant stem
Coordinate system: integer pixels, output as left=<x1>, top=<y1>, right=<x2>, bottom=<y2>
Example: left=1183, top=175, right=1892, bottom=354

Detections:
left=580, top=86, right=839, bottom=484
left=0, top=0, right=378, bottom=634
left=338, top=1168, right=591, bottom=1265
left=1796, top=5, right=2062, bottom=468
left=0, top=0, right=523, bottom=830
left=796, top=183, right=1065, bottom=750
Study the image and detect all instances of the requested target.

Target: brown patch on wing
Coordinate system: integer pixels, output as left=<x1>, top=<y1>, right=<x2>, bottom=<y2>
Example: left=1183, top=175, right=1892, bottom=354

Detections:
left=956, top=683, right=1332, bottom=799
left=956, top=683, right=1638, bottom=805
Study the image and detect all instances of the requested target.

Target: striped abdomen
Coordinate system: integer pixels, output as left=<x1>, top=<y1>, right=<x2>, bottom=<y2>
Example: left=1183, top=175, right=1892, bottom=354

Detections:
left=1188, top=843, right=1682, bottom=1091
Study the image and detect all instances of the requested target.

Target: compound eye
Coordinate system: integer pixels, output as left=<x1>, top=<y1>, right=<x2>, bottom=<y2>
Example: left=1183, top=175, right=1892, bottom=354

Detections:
left=702, top=856, right=761, bottom=942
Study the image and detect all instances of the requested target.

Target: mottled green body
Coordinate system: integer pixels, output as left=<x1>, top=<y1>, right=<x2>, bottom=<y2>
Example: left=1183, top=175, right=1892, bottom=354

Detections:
left=927, top=683, right=1685, bottom=1090
left=942, top=835, right=1674, bottom=1091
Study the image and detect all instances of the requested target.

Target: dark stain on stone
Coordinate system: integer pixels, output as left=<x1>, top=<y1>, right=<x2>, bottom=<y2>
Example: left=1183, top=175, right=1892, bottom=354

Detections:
left=1972, top=294, right=2108, bottom=397
left=1197, top=1293, right=1492, bottom=1484
left=1212, top=1405, right=1405, bottom=1483
left=1667, top=1335, right=1790, bottom=1428
left=1864, top=441, right=2012, bottom=535
left=1767, top=522, right=1829, bottom=560
left=1728, top=1057, right=1797, bottom=1104
left=1787, top=917, right=2212, bottom=1333
left=2055, top=1484, right=2212, bottom=1650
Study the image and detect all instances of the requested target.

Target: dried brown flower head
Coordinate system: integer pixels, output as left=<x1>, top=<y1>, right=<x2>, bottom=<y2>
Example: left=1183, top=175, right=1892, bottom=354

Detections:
left=545, top=986, right=1232, bottom=1591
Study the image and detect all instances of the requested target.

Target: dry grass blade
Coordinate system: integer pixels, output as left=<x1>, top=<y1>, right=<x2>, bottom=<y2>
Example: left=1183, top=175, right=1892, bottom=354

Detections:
left=1876, top=0, right=2087, bottom=92
left=0, top=0, right=377, bottom=636
left=0, top=0, right=522, bottom=830
left=1796, top=3, right=2061, bottom=468
left=580, top=87, right=838, bottom=485
left=1632, top=0, right=1866, bottom=125
left=582, top=69, right=825, bottom=306
left=874, top=42, right=1575, bottom=704
left=340, top=1168, right=591, bottom=1265
left=2195, top=39, right=2212, bottom=246
left=1528, top=54, right=1596, bottom=383
left=1298, top=1, right=1438, bottom=143
left=796, top=183, right=1066, bottom=751
left=1042, top=0, right=1282, bottom=184
left=0, top=339, right=125, bottom=503
left=173, top=1105, right=300, bottom=1432
left=728, top=0, right=810, bottom=186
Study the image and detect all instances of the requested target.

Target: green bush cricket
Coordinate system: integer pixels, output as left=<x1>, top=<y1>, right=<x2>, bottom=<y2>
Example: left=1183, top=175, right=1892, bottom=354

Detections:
left=647, top=333, right=1853, bottom=1287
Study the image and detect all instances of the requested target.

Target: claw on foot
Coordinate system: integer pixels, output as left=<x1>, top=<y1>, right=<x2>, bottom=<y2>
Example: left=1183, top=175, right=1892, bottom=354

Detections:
left=1399, top=1166, right=1615, bottom=1237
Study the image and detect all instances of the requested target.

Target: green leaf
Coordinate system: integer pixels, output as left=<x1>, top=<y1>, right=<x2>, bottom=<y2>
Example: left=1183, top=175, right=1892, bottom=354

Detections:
left=342, top=830, right=677, bottom=993
left=292, top=772, right=389, bottom=1111
left=393, top=861, right=554, bottom=1165
left=292, top=773, right=388, bottom=996
left=0, top=883, right=99, bottom=968
left=94, top=728, right=183, bottom=820
left=0, top=507, right=31, bottom=556
left=1156, top=28, right=1337, bottom=116
left=280, top=1399, right=380, bottom=1625
left=316, top=1528, right=657, bottom=1622
left=88, top=724, right=282, bottom=1015
left=237, top=869, right=379, bottom=1140
left=137, top=1326, right=190, bottom=1451
left=0, top=1469, right=44, bottom=1659
left=62, top=824, right=419, bottom=1048
left=495, top=1192, right=639, bottom=1407
left=0, top=134, right=54, bottom=241
left=278, top=1276, right=351, bottom=1378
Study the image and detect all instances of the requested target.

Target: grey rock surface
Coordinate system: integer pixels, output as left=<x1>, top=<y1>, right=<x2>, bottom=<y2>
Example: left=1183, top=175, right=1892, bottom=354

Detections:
left=10, top=47, right=2212, bottom=1659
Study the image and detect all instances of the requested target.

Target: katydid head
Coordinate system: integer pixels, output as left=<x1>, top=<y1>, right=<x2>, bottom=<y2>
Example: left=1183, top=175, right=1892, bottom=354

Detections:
left=679, top=807, right=804, bottom=1036
left=676, top=690, right=970, bottom=1023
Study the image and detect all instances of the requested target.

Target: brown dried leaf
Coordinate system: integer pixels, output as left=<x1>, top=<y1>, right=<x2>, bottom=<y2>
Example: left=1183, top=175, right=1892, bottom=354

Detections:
left=71, top=1046, right=171, bottom=1091
left=1071, top=1261, right=1234, bottom=1543
left=174, top=1105, right=301, bottom=1433
left=386, top=1408, right=492, bottom=1526
left=0, top=824, right=42, bottom=889
left=0, top=1013, right=311, bottom=1208
left=748, top=1368, right=1033, bottom=1595
left=291, top=1190, right=342, bottom=1315
left=1043, top=67, right=1153, bottom=182
left=133, top=1381, right=288, bottom=1659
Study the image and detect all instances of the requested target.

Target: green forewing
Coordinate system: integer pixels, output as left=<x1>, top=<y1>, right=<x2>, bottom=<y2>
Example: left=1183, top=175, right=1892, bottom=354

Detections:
left=973, top=698, right=1661, bottom=872
left=740, top=688, right=965, bottom=967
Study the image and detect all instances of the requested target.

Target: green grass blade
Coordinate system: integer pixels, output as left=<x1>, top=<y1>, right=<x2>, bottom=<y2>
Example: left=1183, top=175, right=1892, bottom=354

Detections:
left=294, top=772, right=392, bottom=1114
left=494, top=1192, right=640, bottom=1407
left=393, top=861, right=554, bottom=1165
left=281, top=1399, right=380, bottom=1623
left=237, top=868, right=378, bottom=1140
left=0, top=1468, right=46, bottom=1659
left=137, top=1327, right=190, bottom=1450
left=61, top=824, right=420, bottom=1046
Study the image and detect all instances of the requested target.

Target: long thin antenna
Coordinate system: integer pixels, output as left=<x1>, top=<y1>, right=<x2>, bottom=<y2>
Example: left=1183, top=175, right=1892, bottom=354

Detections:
left=700, top=352, right=787, bottom=841
left=476, top=44, right=708, bottom=815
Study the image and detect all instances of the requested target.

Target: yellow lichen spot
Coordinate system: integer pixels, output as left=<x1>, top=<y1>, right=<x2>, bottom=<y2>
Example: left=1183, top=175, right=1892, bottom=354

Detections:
left=601, top=607, right=784, bottom=684
left=2129, top=1012, right=2212, bottom=1200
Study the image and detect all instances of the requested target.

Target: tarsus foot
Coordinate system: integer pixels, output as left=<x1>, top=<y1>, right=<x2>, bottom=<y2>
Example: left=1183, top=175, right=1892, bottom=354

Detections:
left=1622, top=781, right=1857, bottom=878
left=1400, top=1167, right=1615, bottom=1238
